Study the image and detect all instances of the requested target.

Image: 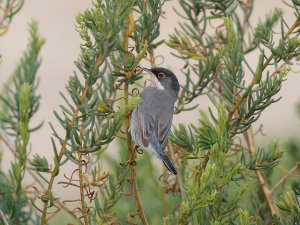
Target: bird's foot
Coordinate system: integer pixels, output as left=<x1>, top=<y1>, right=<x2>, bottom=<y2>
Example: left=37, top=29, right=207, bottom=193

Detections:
left=126, top=159, right=136, bottom=166
left=134, top=145, right=143, bottom=154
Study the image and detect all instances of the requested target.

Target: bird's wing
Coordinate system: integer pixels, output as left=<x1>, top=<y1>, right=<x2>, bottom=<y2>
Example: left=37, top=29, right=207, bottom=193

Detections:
left=136, top=87, right=174, bottom=149
left=157, top=113, right=173, bottom=150
left=136, top=105, right=156, bottom=147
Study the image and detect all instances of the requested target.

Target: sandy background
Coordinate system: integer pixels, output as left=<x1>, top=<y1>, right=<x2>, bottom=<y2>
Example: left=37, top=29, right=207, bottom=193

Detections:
left=0, top=1, right=300, bottom=171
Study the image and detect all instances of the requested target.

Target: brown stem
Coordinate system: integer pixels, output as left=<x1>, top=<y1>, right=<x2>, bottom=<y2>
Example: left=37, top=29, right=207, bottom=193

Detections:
left=40, top=85, right=89, bottom=224
left=148, top=48, right=156, bottom=67
left=0, top=133, right=81, bottom=223
left=78, top=154, right=88, bottom=225
left=77, top=111, right=89, bottom=225
left=168, top=144, right=185, bottom=200
left=195, top=151, right=210, bottom=182
left=243, top=130, right=277, bottom=217
left=271, top=165, right=300, bottom=193
left=40, top=52, right=104, bottom=224
left=0, top=209, right=9, bottom=225
left=123, top=16, right=148, bottom=225
left=226, top=80, right=256, bottom=124
left=223, top=20, right=300, bottom=218
left=0, top=133, right=18, bottom=157
left=0, top=0, right=16, bottom=28
left=124, top=83, right=148, bottom=225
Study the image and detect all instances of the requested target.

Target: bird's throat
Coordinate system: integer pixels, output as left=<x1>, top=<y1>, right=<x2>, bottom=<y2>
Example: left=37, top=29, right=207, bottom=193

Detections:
left=150, top=75, right=165, bottom=90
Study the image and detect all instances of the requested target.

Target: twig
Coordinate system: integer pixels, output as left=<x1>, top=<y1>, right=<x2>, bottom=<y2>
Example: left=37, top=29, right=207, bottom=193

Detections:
left=0, top=209, right=9, bottom=225
left=243, top=130, right=278, bottom=217
left=0, top=132, right=17, bottom=157
left=40, top=86, right=88, bottom=224
left=262, top=19, right=300, bottom=71
left=168, top=143, right=186, bottom=200
left=0, top=0, right=16, bottom=29
left=196, top=151, right=210, bottom=181
left=224, top=19, right=300, bottom=218
left=226, top=79, right=256, bottom=124
left=226, top=19, right=300, bottom=125
left=77, top=112, right=89, bottom=225
left=78, top=154, right=89, bottom=225
left=148, top=48, right=156, bottom=67
left=271, top=164, right=300, bottom=193
left=0, top=131, right=80, bottom=223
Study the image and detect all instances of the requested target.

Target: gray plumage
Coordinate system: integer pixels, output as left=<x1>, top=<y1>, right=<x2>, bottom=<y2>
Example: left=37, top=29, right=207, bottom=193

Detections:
left=130, top=67, right=179, bottom=174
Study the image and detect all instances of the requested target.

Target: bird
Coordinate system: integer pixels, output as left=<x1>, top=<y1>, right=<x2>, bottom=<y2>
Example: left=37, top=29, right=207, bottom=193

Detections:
left=130, top=67, right=179, bottom=174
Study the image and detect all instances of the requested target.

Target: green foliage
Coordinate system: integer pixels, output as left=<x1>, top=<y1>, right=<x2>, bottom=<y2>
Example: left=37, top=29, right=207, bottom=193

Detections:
left=245, top=142, right=284, bottom=171
left=30, top=154, right=50, bottom=172
left=170, top=124, right=196, bottom=152
left=1, top=0, right=300, bottom=225
left=0, top=21, right=44, bottom=134
left=0, top=20, right=44, bottom=225
left=166, top=0, right=300, bottom=224
left=277, top=191, right=300, bottom=223
left=166, top=106, right=246, bottom=224
left=254, top=9, right=283, bottom=45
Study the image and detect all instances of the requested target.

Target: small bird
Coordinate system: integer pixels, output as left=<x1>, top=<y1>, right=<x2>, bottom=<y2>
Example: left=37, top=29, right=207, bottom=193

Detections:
left=130, top=67, right=179, bottom=174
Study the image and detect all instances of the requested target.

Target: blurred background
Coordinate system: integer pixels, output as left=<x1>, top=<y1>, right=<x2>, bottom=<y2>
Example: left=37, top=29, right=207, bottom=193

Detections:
left=0, top=0, right=300, bottom=221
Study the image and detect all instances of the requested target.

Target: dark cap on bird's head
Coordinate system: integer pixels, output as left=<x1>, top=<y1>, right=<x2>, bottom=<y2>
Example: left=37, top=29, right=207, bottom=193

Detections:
left=143, top=67, right=180, bottom=98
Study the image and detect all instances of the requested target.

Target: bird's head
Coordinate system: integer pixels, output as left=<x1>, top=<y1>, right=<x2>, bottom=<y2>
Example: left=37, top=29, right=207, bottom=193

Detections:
left=143, top=67, right=179, bottom=97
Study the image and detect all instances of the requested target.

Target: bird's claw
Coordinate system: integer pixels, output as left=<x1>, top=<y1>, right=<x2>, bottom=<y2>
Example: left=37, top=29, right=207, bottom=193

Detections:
left=126, top=159, right=136, bottom=166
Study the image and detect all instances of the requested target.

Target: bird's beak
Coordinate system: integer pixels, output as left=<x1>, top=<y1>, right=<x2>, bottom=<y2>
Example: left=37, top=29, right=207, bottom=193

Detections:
left=142, top=68, right=153, bottom=75
left=142, top=68, right=155, bottom=79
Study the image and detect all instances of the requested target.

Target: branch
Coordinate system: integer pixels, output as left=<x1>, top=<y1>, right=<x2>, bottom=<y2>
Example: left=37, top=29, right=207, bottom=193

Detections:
left=124, top=16, right=148, bottom=225
left=0, top=209, right=9, bottom=225
left=124, top=82, right=148, bottom=225
left=243, top=130, right=278, bottom=217
left=0, top=132, right=81, bottom=223
left=40, top=54, right=103, bottom=224
left=262, top=19, right=300, bottom=71
left=226, top=18, right=300, bottom=125
left=195, top=151, right=210, bottom=182
left=168, top=144, right=186, bottom=200
left=271, top=164, right=300, bottom=193
left=0, top=0, right=16, bottom=28
left=78, top=154, right=89, bottom=225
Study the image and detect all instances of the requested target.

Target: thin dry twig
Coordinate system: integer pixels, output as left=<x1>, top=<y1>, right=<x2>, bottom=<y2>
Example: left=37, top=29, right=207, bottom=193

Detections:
left=271, top=164, right=300, bottom=193
left=0, top=132, right=81, bottom=223
left=0, top=0, right=16, bottom=29
left=167, top=143, right=185, bottom=200
left=243, top=129, right=278, bottom=217
left=78, top=154, right=89, bottom=225
left=0, top=209, right=9, bottom=225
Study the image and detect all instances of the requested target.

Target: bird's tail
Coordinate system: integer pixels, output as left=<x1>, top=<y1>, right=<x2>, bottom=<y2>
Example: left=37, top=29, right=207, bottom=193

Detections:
left=156, top=148, right=177, bottom=175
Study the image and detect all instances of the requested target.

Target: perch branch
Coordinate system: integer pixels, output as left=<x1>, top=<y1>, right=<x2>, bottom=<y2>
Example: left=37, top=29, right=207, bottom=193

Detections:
left=243, top=130, right=278, bottom=217
left=123, top=16, right=148, bottom=225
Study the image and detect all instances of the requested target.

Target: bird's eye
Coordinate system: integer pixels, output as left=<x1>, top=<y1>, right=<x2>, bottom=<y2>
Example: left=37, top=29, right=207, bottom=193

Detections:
left=157, top=72, right=165, bottom=79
